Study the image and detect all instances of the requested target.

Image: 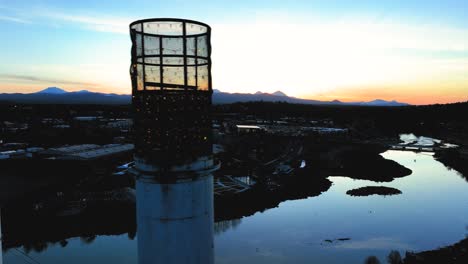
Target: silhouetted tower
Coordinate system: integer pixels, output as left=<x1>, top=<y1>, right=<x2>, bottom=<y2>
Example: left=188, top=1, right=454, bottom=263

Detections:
left=130, top=18, right=213, bottom=171
left=129, top=18, right=217, bottom=264
left=0, top=210, right=2, bottom=264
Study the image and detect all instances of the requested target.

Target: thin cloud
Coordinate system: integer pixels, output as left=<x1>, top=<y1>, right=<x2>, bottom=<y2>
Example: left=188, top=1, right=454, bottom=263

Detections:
left=0, top=74, right=98, bottom=87
left=40, top=11, right=131, bottom=34
left=0, top=15, right=30, bottom=24
left=2, top=6, right=131, bottom=33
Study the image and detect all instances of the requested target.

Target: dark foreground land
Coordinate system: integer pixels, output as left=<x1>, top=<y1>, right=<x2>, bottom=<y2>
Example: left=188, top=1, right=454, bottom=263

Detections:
left=403, top=238, right=468, bottom=264
left=1, top=101, right=468, bottom=262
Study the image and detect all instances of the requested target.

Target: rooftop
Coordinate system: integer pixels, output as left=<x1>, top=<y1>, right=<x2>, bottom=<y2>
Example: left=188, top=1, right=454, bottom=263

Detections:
left=236, top=125, right=262, bottom=129
left=66, top=144, right=134, bottom=160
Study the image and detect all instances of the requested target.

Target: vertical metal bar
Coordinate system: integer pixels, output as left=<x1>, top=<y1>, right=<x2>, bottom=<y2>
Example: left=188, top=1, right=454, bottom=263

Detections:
left=183, top=22, right=188, bottom=90
left=130, top=28, right=137, bottom=94
left=159, top=36, right=163, bottom=89
left=195, top=36, right=198, bottom=89
left=142, top=23, right=146, bottom=90
left=207, top=29, right=212, bottom=92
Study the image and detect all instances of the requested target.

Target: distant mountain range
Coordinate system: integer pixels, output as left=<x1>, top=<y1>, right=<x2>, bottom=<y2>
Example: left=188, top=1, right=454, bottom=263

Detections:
left=212, top=89, right=410, bottom=106
left=36, top=87, right=68, bottom=94
left=0, top=87, right=410, bottom=106
left=36, top=87, right=91, bottom=94
left=0, top=87, right=130, bottom=104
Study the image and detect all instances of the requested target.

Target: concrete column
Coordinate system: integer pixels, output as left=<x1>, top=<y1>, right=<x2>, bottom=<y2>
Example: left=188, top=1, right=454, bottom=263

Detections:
left=136, top=175, right=214, bottom=264
left=0, top=209, right=3, bottom=264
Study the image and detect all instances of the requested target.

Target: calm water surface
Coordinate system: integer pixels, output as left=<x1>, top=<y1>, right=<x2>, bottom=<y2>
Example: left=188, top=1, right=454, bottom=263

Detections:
left=4, top=150, right=468, bottom=264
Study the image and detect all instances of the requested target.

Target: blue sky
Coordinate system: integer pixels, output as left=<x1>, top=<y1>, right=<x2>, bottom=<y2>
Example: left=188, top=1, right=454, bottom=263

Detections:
left=0, top=0, right=467, bottom=104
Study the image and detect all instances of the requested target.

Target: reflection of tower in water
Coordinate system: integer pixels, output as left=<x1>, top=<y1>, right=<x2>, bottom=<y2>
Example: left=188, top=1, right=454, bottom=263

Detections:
left=1, top=210, right=3, bottom=264
left=129, top=18, right=218, bottom=264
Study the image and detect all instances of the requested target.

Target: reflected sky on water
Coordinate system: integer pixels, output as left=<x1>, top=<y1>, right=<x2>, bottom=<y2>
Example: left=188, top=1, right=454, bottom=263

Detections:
left=3, top=150, right=468, bottom=264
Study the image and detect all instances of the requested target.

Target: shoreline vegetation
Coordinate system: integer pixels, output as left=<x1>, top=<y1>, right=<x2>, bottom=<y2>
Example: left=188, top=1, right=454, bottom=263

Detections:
left=402, top=236, right=468, bottom=264
left=435, top=148, right=468, bottom=182
left=215, top=140, right=412, bottom=221
left=400, top=149, right=468, bottom=264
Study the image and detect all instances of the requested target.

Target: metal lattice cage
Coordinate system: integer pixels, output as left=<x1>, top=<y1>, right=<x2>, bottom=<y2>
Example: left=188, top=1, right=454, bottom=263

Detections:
left=130, top=19, right=213, bottom=167
left=130, top=18, right=212, bottom=92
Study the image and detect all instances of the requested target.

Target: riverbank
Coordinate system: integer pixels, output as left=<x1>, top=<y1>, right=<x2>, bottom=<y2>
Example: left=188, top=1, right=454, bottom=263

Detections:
left=435, top=147, right=468, bottom=181
left=215, top=140, right=412, bottom=221
left=403, top=237, right=468, bottom=264
left=303, top=141, right=413, bottom=182
left=214, top=173, right=332, bottom=221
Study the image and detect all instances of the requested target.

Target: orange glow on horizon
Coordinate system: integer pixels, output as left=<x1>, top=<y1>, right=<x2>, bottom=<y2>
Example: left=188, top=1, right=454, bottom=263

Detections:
left=305, top=93, right=467, bottom=106
left=302, top=85, right=468, bottom=105
left=2, top=82, right=466, bottom=106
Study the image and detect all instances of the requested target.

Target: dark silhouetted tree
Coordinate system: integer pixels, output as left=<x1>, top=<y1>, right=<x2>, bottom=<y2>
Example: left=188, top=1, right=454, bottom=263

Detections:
left=387, top=250, right=402, bottom=264
left=365, top=256, right=381, bottom=264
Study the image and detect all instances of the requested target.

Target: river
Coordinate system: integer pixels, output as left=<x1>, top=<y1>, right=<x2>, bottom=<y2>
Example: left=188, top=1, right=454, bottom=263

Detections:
left=3, top=148, right=468, bottom=264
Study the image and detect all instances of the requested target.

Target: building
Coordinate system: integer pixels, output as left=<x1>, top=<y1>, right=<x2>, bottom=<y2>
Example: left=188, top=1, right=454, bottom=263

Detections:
left=39, top=144, right=134, bottom=161
left=105, top=119, right=133, bottom=130
left=236, top=125, right=265, bottom=134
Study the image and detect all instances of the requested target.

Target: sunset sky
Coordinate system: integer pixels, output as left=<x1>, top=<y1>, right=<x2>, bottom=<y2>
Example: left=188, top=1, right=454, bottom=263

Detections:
left=0, top=0, right=467, bottom=105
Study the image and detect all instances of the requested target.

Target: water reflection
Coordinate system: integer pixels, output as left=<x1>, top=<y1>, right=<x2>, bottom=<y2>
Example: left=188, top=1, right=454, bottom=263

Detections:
left=1, top=210, right=3, bottom=264
left=214, top=150, right=468, bottom=263
left=136, top=175, right=214, bottom=264
left=2, top=148, right=468, bottom=263
left=364, top=256, right=381, bottom=264
left=1, top=202, right=135, bottom=253
left=387, top=250, right=403, bottom=264
left=214, top=219, right=242, bottom=235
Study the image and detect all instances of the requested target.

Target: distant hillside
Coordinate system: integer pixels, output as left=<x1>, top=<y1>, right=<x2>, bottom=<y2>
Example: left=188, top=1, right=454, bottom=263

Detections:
left=213, top=90, right=409, bottom=106
left=0, top=88, right=130, bottom=104
left=0, top=87, right=410, bottom=106
left=272, top=91, right=288, bottom=97
left=36, top=87, right=67, bottom=94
